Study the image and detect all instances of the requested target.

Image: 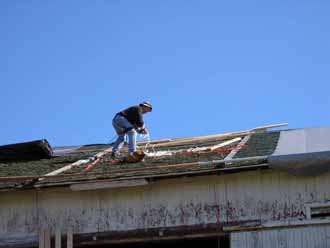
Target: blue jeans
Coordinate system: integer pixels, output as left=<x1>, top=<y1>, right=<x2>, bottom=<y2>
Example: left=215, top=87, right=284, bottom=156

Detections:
left=112, top=115, right=137, bottom=154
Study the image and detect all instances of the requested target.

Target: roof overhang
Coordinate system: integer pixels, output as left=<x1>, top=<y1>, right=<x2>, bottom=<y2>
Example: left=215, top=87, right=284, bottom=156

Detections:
left=269, top=127, right=330, bottom=176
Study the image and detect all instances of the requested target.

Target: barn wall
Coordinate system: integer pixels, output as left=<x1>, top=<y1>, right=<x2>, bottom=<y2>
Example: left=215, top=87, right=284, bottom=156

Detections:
left=231, top=224, right=330, bottom=248
left=0, top=169, right=330, bottom=246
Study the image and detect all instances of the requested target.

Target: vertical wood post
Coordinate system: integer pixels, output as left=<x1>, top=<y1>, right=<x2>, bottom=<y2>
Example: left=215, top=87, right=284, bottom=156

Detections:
left=44, top=229, right=51, bottom=248
left=38, top=229, right=45, bottom=248
left=55, top=229, right=61, bottom=248
left=67, top=228, right=73, bottom=248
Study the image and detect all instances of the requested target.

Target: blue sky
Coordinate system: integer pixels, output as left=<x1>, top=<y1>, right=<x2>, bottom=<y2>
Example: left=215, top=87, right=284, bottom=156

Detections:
left=1, top=1, right=329, bottom=146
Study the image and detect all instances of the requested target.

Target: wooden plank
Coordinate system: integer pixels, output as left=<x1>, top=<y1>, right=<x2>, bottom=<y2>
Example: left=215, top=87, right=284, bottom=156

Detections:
left=44, top=229, right=51, bottom=248
left=287, top=227, right=295, bottom=248
left=313, top=226, right=321, bottom=248
left=277, top=229, right=287, bottom=248
left=234, top=227, right=330, bottom=248
left=38, top=229, right=45, bottom=248
left=151, top=130, right=253, bottom=148
left=307, top=226, right=314, bottom=248
left=270, top=230, right=279, bottom=248
left=261, top=231, right=268, bottom=248
left=326, top=225, right=330, bottom=247
left=225, top=135, right=251, bottom=160
left=148, top=123, right=288, bottom=148
left=70, top=179, right=148, bottom=191
left=67, top=228, right=73, bottom=248
left=224, top=219, right=330, bottom=232
left=55, top=229, right=61, bottom=248
left=41, top=160, right=87, bottom=178
left=38, top=123, right=287, bottom=180
left=250, top=231, right=258, bottom=248
left=230, top=232, right=246, bottom=248
left=138, top=138, right=172, bottom=145
left=145, top=137, right=241, bottom=157
left=209, top=137, right=242, bottom=151
left=253, top=123, right=288, bottom=132
left=302, top=227, right=308, bottom=248
left=43, top=147, right=113, bottom=177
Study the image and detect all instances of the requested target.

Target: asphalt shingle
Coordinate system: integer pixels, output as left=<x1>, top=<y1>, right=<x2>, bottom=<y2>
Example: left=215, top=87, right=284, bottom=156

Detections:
left=0, top=131, right=281, bottom=189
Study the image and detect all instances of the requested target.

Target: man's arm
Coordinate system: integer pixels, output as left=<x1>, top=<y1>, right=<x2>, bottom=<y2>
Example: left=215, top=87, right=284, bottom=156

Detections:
left=134, top=107, right=144, bottom=128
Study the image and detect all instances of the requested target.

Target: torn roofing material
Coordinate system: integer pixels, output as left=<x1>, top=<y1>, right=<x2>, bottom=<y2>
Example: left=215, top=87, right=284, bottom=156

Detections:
left=1, top=124, right=329, bottom=191
left=0, top=139, right=52, bottom=162
left=0, top=126, right=284, bottom=190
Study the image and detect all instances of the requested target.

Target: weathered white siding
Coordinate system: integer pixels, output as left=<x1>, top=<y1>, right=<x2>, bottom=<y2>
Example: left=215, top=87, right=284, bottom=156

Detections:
left=231, top=225, right=330, bottom=248
left=0, top=169, right=330, bottom=246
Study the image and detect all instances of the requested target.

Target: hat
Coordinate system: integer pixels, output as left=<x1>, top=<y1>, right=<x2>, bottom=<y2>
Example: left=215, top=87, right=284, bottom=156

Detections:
left=140, top=101, right=153, bottom=111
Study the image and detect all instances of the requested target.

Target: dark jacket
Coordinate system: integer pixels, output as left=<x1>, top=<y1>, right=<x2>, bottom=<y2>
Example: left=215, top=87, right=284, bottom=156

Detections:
left=117, top=106, right=144, bottom=128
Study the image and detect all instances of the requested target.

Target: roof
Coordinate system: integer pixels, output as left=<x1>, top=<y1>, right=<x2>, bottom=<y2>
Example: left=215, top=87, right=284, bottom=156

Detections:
left=269, top=127, right=330, bottom=176
left=0, top=124, right=287, bottom=191
left=5, top=124, right=330, bottom=190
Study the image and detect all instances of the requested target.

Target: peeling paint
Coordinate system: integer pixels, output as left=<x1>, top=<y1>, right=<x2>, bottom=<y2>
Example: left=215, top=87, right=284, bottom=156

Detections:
left=0, top=170, right=330, bottom=247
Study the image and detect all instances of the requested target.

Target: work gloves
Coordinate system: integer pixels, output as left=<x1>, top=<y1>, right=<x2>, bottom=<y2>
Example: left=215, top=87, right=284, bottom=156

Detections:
left=137, top=127, right=148, bottom=134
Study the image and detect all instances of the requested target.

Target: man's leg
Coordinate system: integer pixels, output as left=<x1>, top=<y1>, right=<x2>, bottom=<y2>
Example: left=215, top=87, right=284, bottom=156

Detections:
left=112, top=116, right=126, bottom=153
left=112, top=134, right=125, bottom=153
left=127, top=129, right=137, bottom=154
left=112, top=115, right=134, bottom=154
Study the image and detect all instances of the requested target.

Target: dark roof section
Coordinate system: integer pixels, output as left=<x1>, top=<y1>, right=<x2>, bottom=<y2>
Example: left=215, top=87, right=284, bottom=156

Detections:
left=0, top=139, right=52, bottom=162
left=0, top=130, right=281, bottom=190
left=0, top=145, right=109, bottom=177
left=233, top=131, right=280, bottom=159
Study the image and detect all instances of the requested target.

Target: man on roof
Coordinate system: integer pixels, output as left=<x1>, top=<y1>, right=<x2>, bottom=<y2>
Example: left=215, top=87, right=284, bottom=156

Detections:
left=111, top=101, right=152, bottom=157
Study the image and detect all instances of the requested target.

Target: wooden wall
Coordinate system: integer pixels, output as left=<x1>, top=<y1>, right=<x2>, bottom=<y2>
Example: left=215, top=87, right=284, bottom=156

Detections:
left=231, top=224, right=330, bottom=248
left=0, top=169, right=329, bottom=247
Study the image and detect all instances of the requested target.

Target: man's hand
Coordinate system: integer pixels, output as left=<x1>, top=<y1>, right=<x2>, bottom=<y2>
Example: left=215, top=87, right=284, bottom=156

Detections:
left=139, top=127, right=148, bottom=134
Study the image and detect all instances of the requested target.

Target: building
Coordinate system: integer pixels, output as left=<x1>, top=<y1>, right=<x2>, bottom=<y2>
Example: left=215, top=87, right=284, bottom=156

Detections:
left=0, top=124, right=330, bottom=247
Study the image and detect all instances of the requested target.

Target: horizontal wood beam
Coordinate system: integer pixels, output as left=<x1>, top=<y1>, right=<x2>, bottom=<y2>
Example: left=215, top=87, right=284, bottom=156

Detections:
left=70, top=179, right=148, bottom=191
left=74, top=223, right=225, bottom=246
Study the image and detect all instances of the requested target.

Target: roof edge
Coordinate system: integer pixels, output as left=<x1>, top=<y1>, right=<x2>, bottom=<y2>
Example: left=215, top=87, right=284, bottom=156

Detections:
left=269, top=150, right=330, bottom=176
